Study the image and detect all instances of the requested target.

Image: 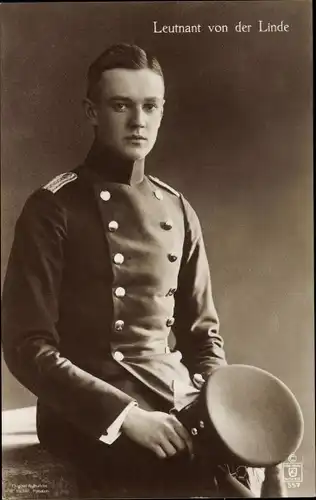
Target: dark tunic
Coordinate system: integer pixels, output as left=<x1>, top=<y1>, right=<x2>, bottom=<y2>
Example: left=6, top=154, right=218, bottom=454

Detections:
left=2, top=146, right=230, bottom=496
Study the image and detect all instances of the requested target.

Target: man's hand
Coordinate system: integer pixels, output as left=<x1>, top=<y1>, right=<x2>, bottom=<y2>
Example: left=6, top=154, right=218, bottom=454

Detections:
left=121, top=406, right=194, bottom=459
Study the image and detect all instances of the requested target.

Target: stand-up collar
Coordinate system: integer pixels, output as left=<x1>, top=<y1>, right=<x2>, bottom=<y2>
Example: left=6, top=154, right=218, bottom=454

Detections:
left=83, top=142, right=145, bottom=185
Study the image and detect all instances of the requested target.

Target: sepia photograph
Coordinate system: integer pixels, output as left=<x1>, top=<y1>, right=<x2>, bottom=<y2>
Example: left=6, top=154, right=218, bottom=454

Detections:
left=1, top=1, right=314, bottom=498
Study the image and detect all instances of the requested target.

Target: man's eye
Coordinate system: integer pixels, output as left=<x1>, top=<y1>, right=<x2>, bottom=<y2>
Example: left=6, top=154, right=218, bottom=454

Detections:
left=112, top=102, right=127, bottom=112
left=143, top=103, right=158, bottom=112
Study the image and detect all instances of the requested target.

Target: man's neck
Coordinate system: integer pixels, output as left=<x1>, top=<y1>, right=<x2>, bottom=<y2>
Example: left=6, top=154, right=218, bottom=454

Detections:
left=84, top=142, right=145, bottom=185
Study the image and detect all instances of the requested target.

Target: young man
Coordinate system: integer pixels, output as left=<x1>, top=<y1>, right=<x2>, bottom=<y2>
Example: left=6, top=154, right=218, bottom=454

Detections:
left=3, top=44, right=280, bottom=497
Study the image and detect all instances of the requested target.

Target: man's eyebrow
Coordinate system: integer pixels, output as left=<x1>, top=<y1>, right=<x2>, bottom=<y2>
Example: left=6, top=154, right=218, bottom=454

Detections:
left=143, top=97, right=162, bottom=102
left=107, top=96, right=163, bottom=102
left=108, top=96, right=133, bottom=102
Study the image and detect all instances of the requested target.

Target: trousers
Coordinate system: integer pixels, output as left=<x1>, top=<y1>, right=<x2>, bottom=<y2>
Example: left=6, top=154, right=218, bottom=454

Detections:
left=38, top=414, right=255, bottom=499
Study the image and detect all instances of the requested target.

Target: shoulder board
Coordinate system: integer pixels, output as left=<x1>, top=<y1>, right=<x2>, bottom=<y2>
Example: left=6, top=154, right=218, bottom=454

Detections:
left=148, top=175, right=180, bottom=197
left=43, top=172, right=78, bottom=194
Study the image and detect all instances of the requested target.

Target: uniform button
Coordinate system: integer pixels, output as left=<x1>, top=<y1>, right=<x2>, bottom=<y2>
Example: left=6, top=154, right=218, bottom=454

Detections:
left=113, top=253, right=124, bottom=265
left=100, top=190, right=111, bottom=201
left=113, top=350, right=124, bottom=362
left=114, top=287, right=126, bottom=298
left=191, top=428, right=198, bottom=436
left=114, top=320, right=124, bottom=332
left=193, top=373, right=205, bottom=384
left=108, top=220, right=119, bottom=232
left=168, top=253, right=178, bottom=263
left=154, top=189, right=163, bottom=200
left=166, top=317, right=175, bottom=327
left=199, top=421, right=205, bottom=429
left=161, top=220, right=173, bottom=230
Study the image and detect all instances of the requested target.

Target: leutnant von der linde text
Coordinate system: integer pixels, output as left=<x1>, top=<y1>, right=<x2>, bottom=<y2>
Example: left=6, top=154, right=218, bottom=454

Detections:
left=153, top=20, right=290, bottom=34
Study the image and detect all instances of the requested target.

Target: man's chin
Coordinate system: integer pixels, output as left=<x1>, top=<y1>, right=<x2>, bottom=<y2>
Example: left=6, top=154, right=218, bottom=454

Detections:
left=119, top=146, right=150, bottom=162
left=123, top=153, right=146, bottom=161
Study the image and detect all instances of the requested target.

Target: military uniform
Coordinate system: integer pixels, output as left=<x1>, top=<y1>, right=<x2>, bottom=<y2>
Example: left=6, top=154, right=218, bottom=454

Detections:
left=2, top=145, right=227, bottom=496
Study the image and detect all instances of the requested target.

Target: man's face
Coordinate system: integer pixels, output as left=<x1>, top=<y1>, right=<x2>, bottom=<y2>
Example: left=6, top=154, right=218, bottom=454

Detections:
left=87, top=68, right=165, bottom=161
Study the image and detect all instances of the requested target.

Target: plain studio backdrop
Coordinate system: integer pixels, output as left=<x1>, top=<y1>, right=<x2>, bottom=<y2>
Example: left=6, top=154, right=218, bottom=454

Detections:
left=1, top=1, right=314, bottom=496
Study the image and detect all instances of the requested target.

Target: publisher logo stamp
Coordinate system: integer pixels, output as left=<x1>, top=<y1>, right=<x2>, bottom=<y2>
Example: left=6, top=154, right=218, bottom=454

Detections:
left=283, top=453, right=303, bottom=489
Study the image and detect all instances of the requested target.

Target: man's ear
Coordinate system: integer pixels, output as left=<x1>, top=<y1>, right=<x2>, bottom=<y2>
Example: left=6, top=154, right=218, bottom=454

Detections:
left=161, top=99, right=165, bottom=116
left=83, top=98, right=99, bottom=126
left=159, top=99, right=165, bottom=124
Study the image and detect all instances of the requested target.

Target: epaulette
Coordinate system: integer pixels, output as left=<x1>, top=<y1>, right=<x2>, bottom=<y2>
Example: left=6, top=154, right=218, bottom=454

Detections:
left=43, top=172, right=78, bottom=194
left=148, top=175, right=180, bottom=198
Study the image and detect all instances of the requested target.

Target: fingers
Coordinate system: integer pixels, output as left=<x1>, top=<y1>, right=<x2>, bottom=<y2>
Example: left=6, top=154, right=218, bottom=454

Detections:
left=159, top=437, right=179, bottom=457
left=151, top=415, right=194, bottom=459
left=152, top=437, right=177, bottom=459
left=153, top=444, right=167, bottom=459
left=165, top=425, right=187, bottom=452
left=170, top=415, right=194, bottom=458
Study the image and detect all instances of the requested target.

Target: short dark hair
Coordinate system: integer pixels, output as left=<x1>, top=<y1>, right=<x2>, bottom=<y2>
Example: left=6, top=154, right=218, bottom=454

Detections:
left=87, top=43, right=164, bottom=102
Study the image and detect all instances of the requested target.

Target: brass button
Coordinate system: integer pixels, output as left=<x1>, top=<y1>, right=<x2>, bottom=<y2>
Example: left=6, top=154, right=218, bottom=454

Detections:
left=108, top=221, right=119, bottom=232
left=199, top=421, right=205, bottom=429
left=154, top=189, right=163, bottom=200
left=166, top=318, right=175, bottom=327
left=114, top=287, right=126, bottom=298
left=168, top=253, right=178, bottom=262
left=113, top=351, right=124, bottom=362
left=113, top=253, right=124, bottom=265
left=114, top=320, right=124, bottom=332
left=191, top=428, right=198, bottom=436
left=194, top=373, right=204, bottom=384
left=100, top=190, right=111, bottom=201
left=161, top=220, right=173, bottom=230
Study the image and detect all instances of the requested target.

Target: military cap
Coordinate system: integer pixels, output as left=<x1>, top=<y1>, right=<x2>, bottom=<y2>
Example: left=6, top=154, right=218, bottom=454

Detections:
left=175, top=364, right=304, bottom=467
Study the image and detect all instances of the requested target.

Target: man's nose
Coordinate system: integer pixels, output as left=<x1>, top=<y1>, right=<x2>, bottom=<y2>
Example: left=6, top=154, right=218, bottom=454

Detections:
left=129, top=106, right=146, bottom=128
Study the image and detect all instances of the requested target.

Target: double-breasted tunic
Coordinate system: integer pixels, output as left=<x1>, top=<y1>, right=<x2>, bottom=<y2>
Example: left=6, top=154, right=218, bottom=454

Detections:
left=2, top=150, right=226, bottom=442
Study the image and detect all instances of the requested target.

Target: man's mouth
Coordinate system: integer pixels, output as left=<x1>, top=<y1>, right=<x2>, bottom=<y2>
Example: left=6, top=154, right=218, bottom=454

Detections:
left=126, top=135, right=147, bottom=141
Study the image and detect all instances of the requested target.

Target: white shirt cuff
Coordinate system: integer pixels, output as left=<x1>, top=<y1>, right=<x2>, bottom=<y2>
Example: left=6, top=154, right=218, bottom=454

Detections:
left=99, top=401, right=138, bottom=445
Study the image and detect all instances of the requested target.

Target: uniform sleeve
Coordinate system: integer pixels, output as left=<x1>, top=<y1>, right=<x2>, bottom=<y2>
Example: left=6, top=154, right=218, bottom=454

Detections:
left=173, top=196, right=227, bottom=378
left=2, top=190, right=135, bottom=439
